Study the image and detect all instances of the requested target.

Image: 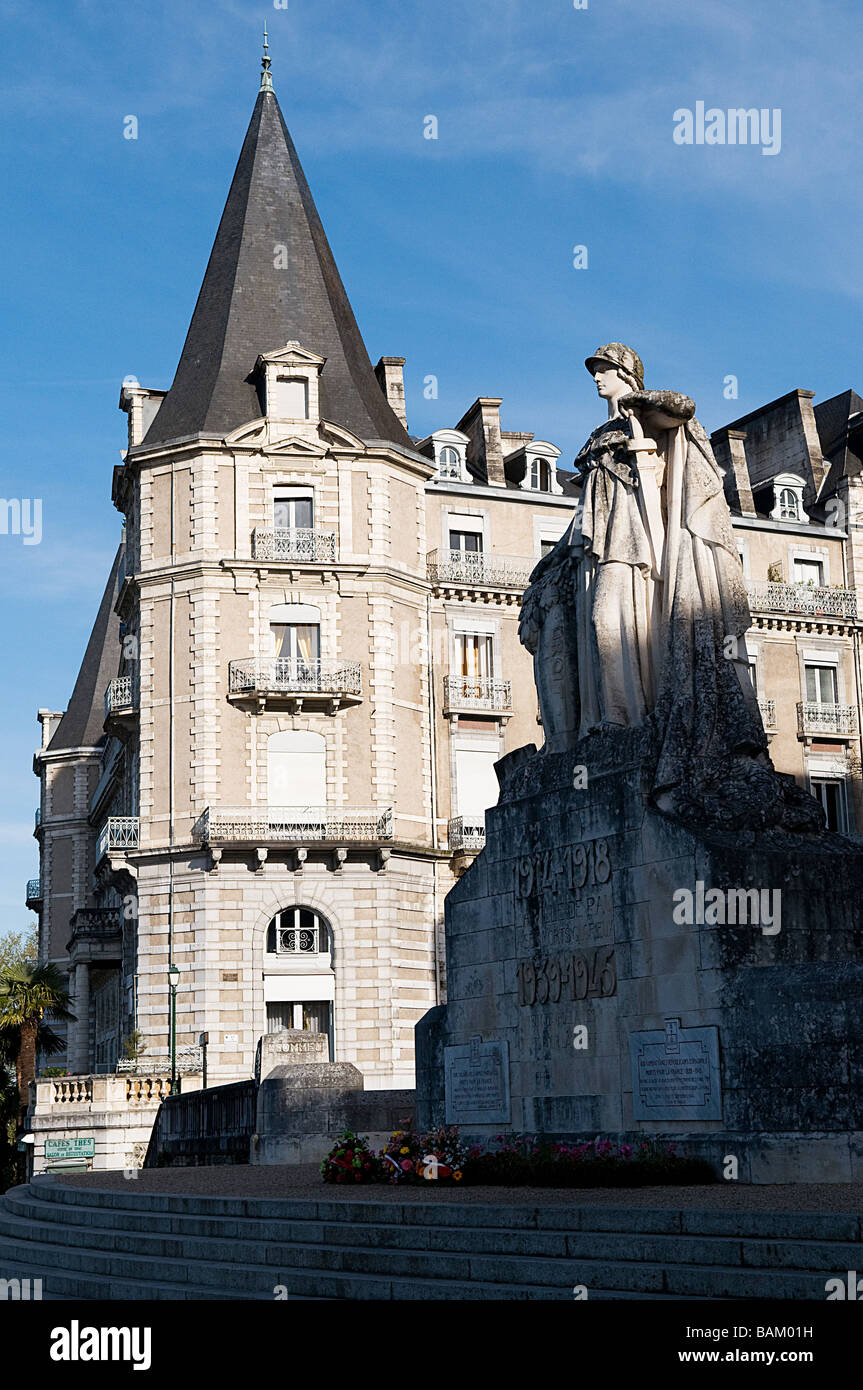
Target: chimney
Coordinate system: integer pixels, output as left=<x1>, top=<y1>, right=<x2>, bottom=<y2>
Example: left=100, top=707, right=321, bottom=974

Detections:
left=456, top=398, right=506, bottom=487
left=712, top=428, right=756, bottom=517
left=374, top=357, right=408, bottom=430
left=37, top=709, right=65, bottom=748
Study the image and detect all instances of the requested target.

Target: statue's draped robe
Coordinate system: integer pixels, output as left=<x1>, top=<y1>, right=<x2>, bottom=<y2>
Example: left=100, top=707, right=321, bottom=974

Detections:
left=521, top=394, right=767, bottom=799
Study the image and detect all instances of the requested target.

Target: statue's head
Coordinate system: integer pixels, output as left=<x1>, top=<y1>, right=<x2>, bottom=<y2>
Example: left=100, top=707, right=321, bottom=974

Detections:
left=585, top=343, right=644, bottom=400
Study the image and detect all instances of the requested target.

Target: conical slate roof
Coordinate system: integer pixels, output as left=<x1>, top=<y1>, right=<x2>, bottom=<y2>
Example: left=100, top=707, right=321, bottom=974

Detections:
left=47, top=545, right=124, bottom=752
left=143, top=87, right=410, bottom=448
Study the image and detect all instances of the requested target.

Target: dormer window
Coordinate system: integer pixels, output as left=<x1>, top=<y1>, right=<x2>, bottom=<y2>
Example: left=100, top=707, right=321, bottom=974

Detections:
left=440, top=447, right=462, bottom=479
left=529, top=456, right=552, bottom=492
left=779, top=488, right=800, bottom=520
left=516, top=441, right=563, bottom=494
left=270, top=377, right=309, bottom=420
left=769, top=473, right=807, bottom=524
left=256, top=343, right=324, bottom=429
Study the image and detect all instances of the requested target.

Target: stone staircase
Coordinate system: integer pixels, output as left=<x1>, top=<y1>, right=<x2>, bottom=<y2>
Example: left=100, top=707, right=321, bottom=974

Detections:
left=0, top=1179, right=859, bottom=1300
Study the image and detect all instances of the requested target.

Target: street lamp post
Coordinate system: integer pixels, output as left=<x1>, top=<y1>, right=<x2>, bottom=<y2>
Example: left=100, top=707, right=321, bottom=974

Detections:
left=167, top=962, right=180, bottom=1095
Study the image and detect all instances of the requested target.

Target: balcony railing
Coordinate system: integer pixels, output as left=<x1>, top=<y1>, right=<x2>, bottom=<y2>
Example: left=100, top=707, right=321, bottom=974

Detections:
left=67, top=907, right=123, bottom=950
left=104, top=675, right=137, bottom=719
left=96, top=816, right=140, bottom=862
left=427, top=549, right=535, bottom=590
left=193, top=805, right=394, bottom=845
left=757, top=698, right=776, bottom=730
left=26, top=877, right=42, bottom=905
left=797, top=703, right=858, bottom=737
left=228, top=658, right=362, bottom=700
left=448, top=816, right=486, bottom=852
left=443, top=675, right=513, bottom=715
left=252, top=527, right=337, bottom=563
left=748, top=583, right=858, bottom=620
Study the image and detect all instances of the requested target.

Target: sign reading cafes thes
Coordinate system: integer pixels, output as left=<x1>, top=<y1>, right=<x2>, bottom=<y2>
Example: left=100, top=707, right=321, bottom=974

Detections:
left=45, top=1137, right=95, bottom=1161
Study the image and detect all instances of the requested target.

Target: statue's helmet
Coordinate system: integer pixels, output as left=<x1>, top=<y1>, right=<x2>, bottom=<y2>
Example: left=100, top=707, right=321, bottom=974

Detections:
left=584, top=343, right=644, bottom=391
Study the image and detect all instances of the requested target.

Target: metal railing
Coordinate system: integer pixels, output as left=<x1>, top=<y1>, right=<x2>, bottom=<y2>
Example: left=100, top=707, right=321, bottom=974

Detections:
left=427, top=549, right=535, bottom=589
left=228, top=658, right=362, bottom=698
left=96, top=816, right=140, bottom=861
left=193, top=805, right=394, bottom=844
left=748, top=583, right=858, bottom=620
left=448, top=816, right=486, bottom=851
left=26, top=877, right=42, bottom=903
left=443, top=674, right=512, bottom=714
left=104, top=675, right=136, bottom=718
left=757, top=698, right=776, bottom=729
left=797, top=702, right=858, bottom=736
left=252, top=527, right=337, bottom=563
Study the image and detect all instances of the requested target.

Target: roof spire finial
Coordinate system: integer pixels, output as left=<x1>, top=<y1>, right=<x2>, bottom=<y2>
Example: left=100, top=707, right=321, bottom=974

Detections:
left=260, top=23, right=273, bottom=93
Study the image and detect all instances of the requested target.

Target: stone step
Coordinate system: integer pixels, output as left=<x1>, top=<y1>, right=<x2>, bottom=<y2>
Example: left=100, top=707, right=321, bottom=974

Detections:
left=19, top=1180, right=863, bottom=1242
left=3, top=1183, right=859, bottom=1301
left=0, top=1227, right=569, bottom=1302
left=2, top=1193, right=858, bottom=1276
left=0, top=1213, right=850, bottom=1302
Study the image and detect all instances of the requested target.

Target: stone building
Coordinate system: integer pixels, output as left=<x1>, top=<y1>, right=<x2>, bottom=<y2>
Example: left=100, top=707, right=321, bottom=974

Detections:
left=29, top=63, right=575, bottom=1089
left=28, top=63, right=863, bottom=1092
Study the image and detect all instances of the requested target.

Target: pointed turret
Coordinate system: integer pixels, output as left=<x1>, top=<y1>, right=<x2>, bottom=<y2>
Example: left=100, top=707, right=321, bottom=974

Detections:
left=144, top=47, right=410, bottom=448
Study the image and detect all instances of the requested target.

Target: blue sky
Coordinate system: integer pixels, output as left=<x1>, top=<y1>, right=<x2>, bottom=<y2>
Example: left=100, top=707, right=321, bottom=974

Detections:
left=1, top=0, right=862, bottom=936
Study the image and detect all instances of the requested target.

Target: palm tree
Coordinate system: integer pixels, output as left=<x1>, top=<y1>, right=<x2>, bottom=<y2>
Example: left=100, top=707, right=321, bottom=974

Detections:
left=0, top=963, right=75, bottom=1123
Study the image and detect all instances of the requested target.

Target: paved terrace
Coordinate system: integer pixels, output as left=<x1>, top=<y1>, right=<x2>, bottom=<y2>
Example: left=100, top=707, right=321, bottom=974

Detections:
left=57, top=1167, right=863, bottom=1212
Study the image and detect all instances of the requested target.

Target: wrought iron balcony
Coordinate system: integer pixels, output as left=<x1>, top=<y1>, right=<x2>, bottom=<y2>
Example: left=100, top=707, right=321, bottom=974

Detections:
left=448, top=816, right=486, bottom=852
left=443, top=674, right=513, bottom=717
left=797, top=703, right=858, bottom=737
left=228, top=658, right=362, bottom=708
left=748, top=583, right=858, bottom=620
left=252, top=527, right=337, bottom=563
left=26, top=878, right=42, bottom=907
left=757, top=698, right=776, bottom=730
left=104, top=675, right=137, bottom=721
left=427, top=549, right=535, bottom=591
left=193, top=805, right=394, bottom=845
left=96, top=816, right=140, bottom=862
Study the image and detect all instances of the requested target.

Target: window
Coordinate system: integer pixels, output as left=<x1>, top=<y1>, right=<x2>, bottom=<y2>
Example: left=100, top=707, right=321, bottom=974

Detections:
left=455, top=632, right=494, bottom=682
left=267, top=730, right=326, bottom=808
left=805, top=664, right=838, bottom=705
left=266, top=1001, right=332, bottom=1035
left=455, top=748, right=500, bottom=819
left=540, top=539, right=557, bottom=558
left=793, top=558, right=824, bottom=587
left=439, top=447, right=462, bottom=479
left=267, top=906, right=323, bottom=956
left=778, top=487, right=801, bottom=520
left=529, top=456, right=552, bottom=491
left=269, top=377, right=309, bottom=419
left=274, top=492, right=313, bottom=531
left=270, top=620, right=320, bottom=670
left=747, top=658, right=758, bottom=694
left=809, top=779, right=846, bottom=833
left=449, top=528, right=483, bottom=553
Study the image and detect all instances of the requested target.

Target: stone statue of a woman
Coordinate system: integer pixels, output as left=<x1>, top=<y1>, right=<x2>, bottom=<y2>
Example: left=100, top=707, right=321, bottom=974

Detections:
left=519, top=343, right=802, bottom=823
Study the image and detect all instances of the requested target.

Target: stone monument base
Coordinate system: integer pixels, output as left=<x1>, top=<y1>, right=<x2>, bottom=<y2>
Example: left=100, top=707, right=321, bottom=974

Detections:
left=252, top=1062, right=415, bottom=1165
left=416, top=732, right=863, bottom=1183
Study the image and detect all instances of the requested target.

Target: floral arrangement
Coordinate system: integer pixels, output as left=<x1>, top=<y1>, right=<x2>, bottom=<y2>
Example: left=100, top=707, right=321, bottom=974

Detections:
left=320, top=1130, right=382, bottom=1184
left=320, top=1129, right=715, bottom=1187
left=464, top=1134, right=716, bottom=1187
